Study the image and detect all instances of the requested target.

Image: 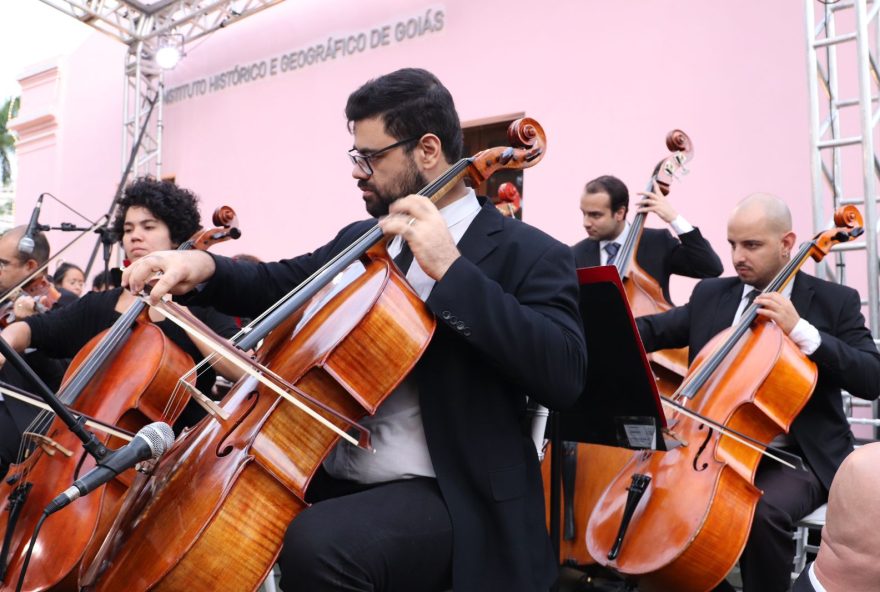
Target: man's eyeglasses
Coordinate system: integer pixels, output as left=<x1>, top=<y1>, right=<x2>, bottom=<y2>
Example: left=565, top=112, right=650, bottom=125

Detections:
left=348, top=136, right=421, bottom=176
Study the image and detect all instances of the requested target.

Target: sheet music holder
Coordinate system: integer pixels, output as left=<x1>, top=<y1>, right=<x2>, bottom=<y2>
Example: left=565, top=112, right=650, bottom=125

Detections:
left=558, top=265, right=666, bottom=449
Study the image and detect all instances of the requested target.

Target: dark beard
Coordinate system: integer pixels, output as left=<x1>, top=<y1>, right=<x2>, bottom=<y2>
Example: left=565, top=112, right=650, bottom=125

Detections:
left=360, top=159, right=428, bottom=218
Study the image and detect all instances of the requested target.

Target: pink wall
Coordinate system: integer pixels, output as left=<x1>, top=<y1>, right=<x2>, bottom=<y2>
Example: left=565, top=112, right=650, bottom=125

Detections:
left=17, top=1, right=815, bottom=302
left=151, top=0, right=814, bottom=307
left=12, top=32, right=124, bottom=276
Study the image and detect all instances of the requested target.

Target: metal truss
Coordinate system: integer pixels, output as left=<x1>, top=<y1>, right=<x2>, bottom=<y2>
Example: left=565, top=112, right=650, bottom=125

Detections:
left=806, top=0, right=880, bottom=437
left=37, top=0, right=285, bottom=45
left=39, top=0, right=284, bottom=181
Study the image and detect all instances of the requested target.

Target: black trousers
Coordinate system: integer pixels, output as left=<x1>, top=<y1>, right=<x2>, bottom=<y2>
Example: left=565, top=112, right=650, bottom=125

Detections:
left=277, top=469, right=453, bottom=592
left=714, top=457, right=826, bottom=592
left=0, top=402, right=21, bottom=480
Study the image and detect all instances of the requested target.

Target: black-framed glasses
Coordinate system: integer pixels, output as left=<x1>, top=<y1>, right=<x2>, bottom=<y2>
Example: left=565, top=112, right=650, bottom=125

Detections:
left=348, top=135, right=421, bottom=176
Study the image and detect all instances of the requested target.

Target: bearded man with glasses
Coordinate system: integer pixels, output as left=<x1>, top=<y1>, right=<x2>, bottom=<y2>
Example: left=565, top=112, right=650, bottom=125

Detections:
left=124, top=67, right=587, bottom=592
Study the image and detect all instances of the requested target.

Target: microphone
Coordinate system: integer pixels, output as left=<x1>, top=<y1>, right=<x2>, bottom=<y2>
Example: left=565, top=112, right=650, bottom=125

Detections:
left=18, top=193, right=45, bottom=256
left=44, top=422, right=175, bottom=515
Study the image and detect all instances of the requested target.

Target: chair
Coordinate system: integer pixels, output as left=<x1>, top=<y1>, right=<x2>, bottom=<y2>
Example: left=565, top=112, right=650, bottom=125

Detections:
left=791, top=503, right=827, bottom=578
left=259, top=565, right=279, bottom=592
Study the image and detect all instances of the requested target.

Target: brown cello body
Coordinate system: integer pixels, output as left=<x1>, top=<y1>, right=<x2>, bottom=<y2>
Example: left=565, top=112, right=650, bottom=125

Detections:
left=0, top=320, right=195, bottom=592
left=82, top=247, right=435, bottom=591
left=586, top=321, right=816, bottom=591
left=542, top=131, right=694, bottom=567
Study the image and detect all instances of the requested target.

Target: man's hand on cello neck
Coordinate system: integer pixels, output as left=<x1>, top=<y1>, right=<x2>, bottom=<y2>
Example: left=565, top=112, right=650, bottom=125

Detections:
left=122, top=250, right=217, bottom=305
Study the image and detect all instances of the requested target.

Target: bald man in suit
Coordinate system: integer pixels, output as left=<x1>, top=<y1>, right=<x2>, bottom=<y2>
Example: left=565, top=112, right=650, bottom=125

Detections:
left=636, top=194, right=880, bottom=592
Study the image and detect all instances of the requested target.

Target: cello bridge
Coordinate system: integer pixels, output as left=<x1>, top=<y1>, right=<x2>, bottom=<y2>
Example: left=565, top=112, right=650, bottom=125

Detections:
left=662, top=427, right=688, bottom=449
left=22, top=432, right=74, bottom=457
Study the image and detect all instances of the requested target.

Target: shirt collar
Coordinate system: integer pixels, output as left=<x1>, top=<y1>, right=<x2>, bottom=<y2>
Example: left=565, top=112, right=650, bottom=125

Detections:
left=438, top=188, right=480, bottom=229
left=741, top=277, right=795, bottom=300
left=600, top=222, right=630, bottom=250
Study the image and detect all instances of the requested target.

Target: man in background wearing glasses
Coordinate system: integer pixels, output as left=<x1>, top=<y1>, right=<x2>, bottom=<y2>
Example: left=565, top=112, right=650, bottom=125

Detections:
left=0, top=225, right=76, bottom=478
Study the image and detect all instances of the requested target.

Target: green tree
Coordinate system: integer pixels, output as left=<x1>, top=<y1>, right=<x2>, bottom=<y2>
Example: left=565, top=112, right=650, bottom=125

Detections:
left=1, top=96, right=21, bottom=187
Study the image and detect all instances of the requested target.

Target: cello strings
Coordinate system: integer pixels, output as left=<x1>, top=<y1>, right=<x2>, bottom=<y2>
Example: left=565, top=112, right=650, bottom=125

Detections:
left=660, top=396, right=797, bottom=470
left=179, top=159, right=476, bottom=382
left=143, top=297, right=361, bottom=447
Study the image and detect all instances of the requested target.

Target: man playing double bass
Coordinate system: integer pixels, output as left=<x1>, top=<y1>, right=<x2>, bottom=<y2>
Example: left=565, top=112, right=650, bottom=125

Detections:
left=573, top=174, right=722, bottom=300
left=124, top=68, right=587, bottom=592
left=636, top=193, right=880, bottom=592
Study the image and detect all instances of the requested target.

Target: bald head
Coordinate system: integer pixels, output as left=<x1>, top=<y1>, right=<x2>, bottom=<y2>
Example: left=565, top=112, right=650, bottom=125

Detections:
left=0, top=225, right=50, bottom=292
left=0, top=225, right=49, bottom=265
left=813, top=443, right=880, bottom=589
left=730, top=193, right=792, bottom=235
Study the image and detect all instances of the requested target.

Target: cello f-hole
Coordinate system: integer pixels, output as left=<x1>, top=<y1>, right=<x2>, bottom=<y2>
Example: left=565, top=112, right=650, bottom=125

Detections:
left=692, top=426, right=713, bottom=472
left=216, top=391, right=261, bottom=457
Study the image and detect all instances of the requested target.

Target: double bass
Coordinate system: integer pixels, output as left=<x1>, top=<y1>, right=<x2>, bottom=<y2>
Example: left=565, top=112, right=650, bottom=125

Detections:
left=542, top=130, right=696, bottom=567
left=584, top=206, right=864, bottom=591
left=0, top=207, right=241, bottom=592
left=80, top=119, right=548, bottom=592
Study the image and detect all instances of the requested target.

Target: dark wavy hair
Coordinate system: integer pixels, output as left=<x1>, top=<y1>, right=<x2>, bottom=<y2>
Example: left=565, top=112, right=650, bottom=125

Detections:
left=584, top=175, right=629, bottom=217
left=111, top=177, right=201, bottom=247
left=345, top=68, right=464, bottom=164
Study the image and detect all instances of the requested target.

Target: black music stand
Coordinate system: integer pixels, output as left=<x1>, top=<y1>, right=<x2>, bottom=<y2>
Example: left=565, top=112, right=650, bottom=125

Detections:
left=548, top=266, right=667, bottom=580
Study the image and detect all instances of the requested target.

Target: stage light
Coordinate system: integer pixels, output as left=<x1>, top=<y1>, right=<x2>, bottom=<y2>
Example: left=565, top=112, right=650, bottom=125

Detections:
left=155, top=34, right=185, bottom=69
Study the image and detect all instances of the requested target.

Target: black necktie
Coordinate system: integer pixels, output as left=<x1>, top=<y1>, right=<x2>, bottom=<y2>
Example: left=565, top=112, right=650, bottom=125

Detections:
left=604, top=242, right=620, bottom=266
left=394, top=241, right=414, bottom=275
left=745, top=289, right=759, bottom=308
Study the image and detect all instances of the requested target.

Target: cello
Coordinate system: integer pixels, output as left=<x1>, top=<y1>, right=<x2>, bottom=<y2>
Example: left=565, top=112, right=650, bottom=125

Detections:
left=0, top=207, right=241, bottom=592
left=542, top=130, right=696, bottom=567
left=584, top=206, right=863, bottom=591
left=80, top=118, right=547, bottom=592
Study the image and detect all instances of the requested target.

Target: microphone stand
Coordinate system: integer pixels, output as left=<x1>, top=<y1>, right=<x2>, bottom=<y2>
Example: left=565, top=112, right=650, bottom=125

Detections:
left=37, top=224, right=91, bottom=232
left=0, top=337, right=108, bottom=462
left=96, top=226, right=117, bottom=287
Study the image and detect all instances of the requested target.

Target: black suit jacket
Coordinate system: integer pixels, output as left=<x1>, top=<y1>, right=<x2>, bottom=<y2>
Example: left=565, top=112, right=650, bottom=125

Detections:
left=792, top=565, right=817, bottom=592
left=192, top=200, right=588, bottom=592
left=636, top=273, right=880, bottom=490
left=571, top=227, right=722, bottom=303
